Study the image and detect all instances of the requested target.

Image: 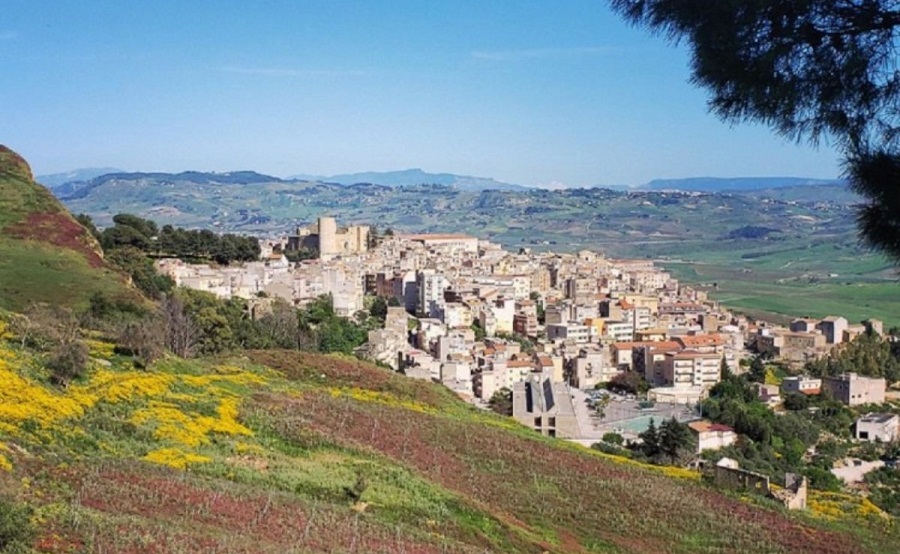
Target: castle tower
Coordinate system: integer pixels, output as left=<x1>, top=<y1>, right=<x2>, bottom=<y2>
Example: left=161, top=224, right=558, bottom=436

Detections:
left=317, top=216, right=337, bottom=257
left=356, top=225, right=370, bottom=252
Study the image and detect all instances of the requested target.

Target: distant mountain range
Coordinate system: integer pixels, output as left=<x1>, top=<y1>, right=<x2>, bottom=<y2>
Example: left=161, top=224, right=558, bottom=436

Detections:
left=287, top=168, right=530, bottom=191
left=40, top=166, right=845, bottom=195
left=36, top=167, right=123, bottom=188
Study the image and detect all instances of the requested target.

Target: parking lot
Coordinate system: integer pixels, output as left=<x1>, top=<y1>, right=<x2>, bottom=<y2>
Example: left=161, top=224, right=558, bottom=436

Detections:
left=570, top=388, right=699, bottom=441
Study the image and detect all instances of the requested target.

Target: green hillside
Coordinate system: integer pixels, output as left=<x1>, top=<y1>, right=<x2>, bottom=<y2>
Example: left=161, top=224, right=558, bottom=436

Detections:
left=0, top=146, right=135, bottom=312
left=0, top=327, right=896, bottom=553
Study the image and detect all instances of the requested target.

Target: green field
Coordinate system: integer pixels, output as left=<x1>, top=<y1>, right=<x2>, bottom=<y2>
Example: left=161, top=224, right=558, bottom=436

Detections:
left=662, top=242, right=899, bottom=328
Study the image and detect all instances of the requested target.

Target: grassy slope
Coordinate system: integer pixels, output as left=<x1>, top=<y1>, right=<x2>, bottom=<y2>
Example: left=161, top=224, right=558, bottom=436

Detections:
left=0, top=146, right=135, bottom=312
left=0, top=329, right=896, bottom=553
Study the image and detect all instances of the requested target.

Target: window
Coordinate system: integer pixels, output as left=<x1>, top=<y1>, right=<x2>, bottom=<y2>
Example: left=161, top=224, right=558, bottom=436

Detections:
left=859, top=431, right=869, bottom=440
left=548, top=417, right=557, bottom=427
left=534, top=417, right=542, bottom=427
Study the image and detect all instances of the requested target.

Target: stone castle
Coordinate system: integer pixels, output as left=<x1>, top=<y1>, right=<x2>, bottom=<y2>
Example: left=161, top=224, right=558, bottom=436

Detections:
left=287, top=216, right=370, bottom=259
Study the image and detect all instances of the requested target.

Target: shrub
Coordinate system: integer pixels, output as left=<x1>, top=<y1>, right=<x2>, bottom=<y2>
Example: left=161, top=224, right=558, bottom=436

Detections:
left=602, top=432, right=624, bottom=446
left=47, top=340, right=90, bottom=387
left=0, top=496, right=35, bottom=553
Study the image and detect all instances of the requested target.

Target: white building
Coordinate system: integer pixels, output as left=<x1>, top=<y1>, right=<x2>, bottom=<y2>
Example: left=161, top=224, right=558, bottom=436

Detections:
left=417, top=270, right=449, bottom=318
left=855, top=413, right=899, bottom=442
left=688, top=420, right=737, bottom=453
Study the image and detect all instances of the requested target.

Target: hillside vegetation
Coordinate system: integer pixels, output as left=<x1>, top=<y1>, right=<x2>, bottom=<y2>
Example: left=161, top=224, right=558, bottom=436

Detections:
left=0, top=320, right=897, bottom=553
left=0, top=146, right=136, bottom=312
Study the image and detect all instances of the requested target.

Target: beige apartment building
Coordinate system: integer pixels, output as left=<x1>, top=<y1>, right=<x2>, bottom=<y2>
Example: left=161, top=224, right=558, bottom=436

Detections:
left=822, top=373, right=886, bottom=406
left=662, top=351, right=721, bottom=390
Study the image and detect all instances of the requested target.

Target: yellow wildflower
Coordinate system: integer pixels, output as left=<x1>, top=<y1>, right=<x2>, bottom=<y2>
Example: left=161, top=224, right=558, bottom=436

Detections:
left=144, top=448, right=211, bottom=469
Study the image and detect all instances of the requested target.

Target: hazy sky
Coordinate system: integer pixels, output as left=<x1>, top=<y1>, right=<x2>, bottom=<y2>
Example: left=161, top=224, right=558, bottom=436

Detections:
left=1, top=1, right=841, bottom=187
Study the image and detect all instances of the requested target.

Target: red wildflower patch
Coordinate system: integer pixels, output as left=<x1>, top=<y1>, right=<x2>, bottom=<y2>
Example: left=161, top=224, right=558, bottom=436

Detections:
left=261, top=390, right=871, bottom=554
left=247, top=350, right=451, bottom=407
left=63, top=463, right=464, bottom=554
left=5, top=212, right=104, bottom=268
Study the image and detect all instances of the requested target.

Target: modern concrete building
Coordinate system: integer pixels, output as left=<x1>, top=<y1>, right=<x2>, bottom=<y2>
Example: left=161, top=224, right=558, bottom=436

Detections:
left=605, top=320, right=635, bottom=342
left=546, top=323, right=590, bottom=343
left=822, top=373, right=886, bottom=406
left=513, top=312, right=539, bottom=338
left=633, top=341, right=683, bottom=386
left=781, top=376, right=821, bottom=395
left=416, top=270, right=449, bottom=319
left=512, top=375, right=578, bottom=438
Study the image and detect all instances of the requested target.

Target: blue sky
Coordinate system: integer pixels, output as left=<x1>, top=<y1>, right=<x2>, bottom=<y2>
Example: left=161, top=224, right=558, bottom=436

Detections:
left=1, top=1, right=841, bottom=187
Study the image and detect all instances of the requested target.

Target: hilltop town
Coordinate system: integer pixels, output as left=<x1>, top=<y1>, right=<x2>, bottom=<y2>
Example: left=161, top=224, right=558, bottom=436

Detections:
left=156, top=217, right=894, bottom=452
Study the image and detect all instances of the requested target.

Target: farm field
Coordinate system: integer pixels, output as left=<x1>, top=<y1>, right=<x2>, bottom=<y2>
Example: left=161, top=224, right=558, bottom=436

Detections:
left=661, top=241, right=899, bottom=328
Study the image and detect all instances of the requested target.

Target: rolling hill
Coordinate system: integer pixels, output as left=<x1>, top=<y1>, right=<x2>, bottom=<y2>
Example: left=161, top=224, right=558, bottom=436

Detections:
left=0, top=335, right=895, bottom=553
left=35, top=167, right=124, bottom=188
left=295, top=168, right=530, bottom=191
left=0, top=146, right=136, bottom=312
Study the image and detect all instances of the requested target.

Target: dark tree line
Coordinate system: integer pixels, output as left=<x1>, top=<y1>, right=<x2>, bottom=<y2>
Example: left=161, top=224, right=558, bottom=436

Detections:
left=81, top=213, right=260, bottom=266
left=77, top=213, right=261, bottom=300
left=156, top=225, right=260, bottom=264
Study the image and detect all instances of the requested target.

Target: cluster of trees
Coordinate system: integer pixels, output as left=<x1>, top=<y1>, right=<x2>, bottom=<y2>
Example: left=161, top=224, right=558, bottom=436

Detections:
left=593, top=417, right=696, bottom=466
left=604, top=371, right=650, bottom=395
left=806, top=330, right=900, bottom=384
left=13, top=287, right=381, bottom=382
left=115, top=291, right=377, bottom=366
left=637, top=418, right=696, bottom=465
left=700, top=367, right=848, bottom=491
left=298, top=295, right=373, bottom=355
left=80, top=213, right=260, bottom=267
left=865, top=460, right=900, bottom=516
